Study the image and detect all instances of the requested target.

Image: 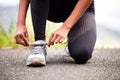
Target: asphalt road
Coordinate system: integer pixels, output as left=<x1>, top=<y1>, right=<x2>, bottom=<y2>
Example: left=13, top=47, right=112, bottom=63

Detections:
left=0, top=48, right=120, bottom=80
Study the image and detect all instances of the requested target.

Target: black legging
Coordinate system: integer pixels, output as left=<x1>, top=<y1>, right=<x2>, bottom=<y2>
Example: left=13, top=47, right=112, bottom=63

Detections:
left=30, top=0, right=96, bottom=64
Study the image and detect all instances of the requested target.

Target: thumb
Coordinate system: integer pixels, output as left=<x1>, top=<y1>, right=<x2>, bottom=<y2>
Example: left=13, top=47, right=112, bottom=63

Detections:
left=22, top=34, right=29, bottom=46
left=25, top=33, right=29, bottom=41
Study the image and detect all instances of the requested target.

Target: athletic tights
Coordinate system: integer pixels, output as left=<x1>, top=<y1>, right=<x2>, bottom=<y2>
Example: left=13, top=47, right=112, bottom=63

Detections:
left=30, top=0, right=96, bottom=64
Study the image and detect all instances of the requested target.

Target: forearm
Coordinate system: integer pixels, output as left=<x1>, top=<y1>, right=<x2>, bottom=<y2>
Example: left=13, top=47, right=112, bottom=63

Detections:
left=62, top=0, right=92, bottom=29
left=17, top=0, right=30, bottom=26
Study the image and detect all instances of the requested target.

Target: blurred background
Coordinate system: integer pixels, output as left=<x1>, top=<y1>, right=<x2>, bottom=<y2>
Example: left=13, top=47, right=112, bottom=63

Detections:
left=0, top=0, right=120, bottom=48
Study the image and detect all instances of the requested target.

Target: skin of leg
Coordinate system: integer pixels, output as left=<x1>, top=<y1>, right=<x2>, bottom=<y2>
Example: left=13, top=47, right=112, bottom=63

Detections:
left=68, top=12, right=96, bottom=64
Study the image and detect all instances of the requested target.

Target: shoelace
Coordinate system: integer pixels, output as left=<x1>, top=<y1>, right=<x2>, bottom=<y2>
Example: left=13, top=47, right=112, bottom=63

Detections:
left=29, top=43, right=47, bottom=46
left=31, top=45, right=46, bottom=55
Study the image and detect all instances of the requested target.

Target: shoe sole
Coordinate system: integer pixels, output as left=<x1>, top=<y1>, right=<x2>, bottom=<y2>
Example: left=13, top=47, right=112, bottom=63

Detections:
left=26, top=59, right=46, bottom=66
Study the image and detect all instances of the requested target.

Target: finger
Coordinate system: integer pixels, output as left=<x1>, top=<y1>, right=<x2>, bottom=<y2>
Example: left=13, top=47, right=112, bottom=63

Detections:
left=19, top=34, right=26, bottom=45
left=59, top=37, right=65, bottom=43
left=50, top=34, right=61, bottom=45
left=48, top=33, right=54, bottom=47
left=50, top=40, right=54, bottom=45
left=48, top=33, right=58, bottom=46
left=25, top=32, right=29, bottom=38
left=55, top=36, right=62, bottom=43
left=15, top=35, right=25, bottom=45
left=25, top=33, right=29, bottom=42
left=20, top=40, right=26, bottom=46
left=20, top=34, right=29, bottom=46
left=51, top=33, right=58, bottom=42
left=14, top=34, right=21, bottom=44
left=23, top=35, right=29, bottom=46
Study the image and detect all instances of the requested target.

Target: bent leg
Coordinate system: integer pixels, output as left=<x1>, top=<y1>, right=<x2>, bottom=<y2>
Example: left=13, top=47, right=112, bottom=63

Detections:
left=68, top=12, right=96, bottom=64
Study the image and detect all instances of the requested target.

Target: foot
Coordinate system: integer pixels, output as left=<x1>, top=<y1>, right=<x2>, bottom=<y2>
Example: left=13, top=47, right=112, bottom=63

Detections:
left=26, top=40, right=47, bottom=66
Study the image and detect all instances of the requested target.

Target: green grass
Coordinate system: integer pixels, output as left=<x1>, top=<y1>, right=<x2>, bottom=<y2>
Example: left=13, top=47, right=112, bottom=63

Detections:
left=0, top=21, right=18, bottom=48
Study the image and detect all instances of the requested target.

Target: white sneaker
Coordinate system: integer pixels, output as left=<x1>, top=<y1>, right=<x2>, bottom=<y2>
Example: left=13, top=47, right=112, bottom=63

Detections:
left=65, top=46, right=70, bottom=56
left=26, top=40, right=47, bottom=66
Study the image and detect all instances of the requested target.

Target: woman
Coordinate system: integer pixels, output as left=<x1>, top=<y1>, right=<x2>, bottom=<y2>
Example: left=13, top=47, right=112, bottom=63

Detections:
left=15, top=0, right=96, bottom=66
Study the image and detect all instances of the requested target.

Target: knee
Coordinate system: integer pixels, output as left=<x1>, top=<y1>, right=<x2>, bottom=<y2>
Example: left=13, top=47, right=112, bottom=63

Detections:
left=70, top=48, right=92, bottom=64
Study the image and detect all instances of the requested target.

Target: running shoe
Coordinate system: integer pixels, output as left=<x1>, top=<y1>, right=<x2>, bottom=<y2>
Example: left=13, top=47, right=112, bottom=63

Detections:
left=26, top=40, right=47, bottom=66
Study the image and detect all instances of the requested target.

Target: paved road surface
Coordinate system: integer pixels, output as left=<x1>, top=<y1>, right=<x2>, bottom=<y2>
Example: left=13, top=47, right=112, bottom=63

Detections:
left=0, top=49, right=120, bottom=80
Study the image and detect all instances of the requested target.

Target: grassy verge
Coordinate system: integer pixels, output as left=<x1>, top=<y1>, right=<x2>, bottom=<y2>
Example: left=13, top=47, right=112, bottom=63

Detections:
left=0, top=21, right=18, bottom=48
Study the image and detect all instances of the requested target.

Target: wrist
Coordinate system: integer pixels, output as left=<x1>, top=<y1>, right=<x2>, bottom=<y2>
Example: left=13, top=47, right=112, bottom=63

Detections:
left=62, top=23, right=71, bottom=30
left=16, top=22, right=26, bottom=27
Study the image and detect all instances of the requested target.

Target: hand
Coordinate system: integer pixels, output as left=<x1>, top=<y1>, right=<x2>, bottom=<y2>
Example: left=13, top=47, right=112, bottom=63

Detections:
left=48, top=26, right=70, bottom=47
left=14, top=25, right=29, bottom=46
